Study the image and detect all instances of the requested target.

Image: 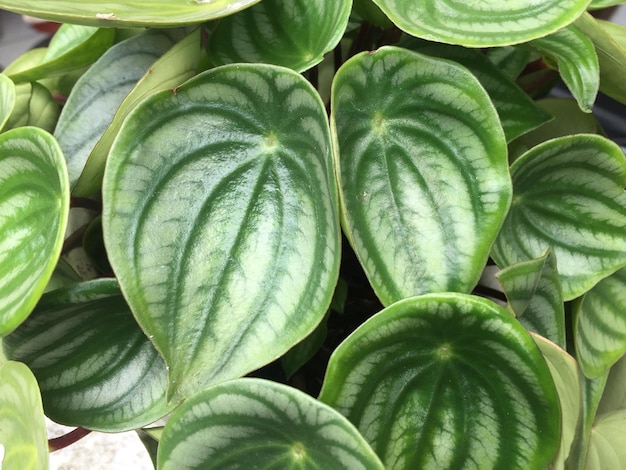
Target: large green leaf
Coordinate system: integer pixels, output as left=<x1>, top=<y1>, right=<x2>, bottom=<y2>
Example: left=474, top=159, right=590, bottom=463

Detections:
left=332, top=46, right=510, bottom=305
left=585, top=410, right=626, bottom=469
left=158, top=378, right=384, bottom=469
left=370, top=0, right=590, bottom=47
left=0, top=74, right=15, bottom=132
left=575, top=268, right=626, bottom=379
left=0, top=127, right=69, bottom=336
left=319, top=293, right=560, bottom=469
left=103, top=64, right=340, bottom=402
left=2, top=279, right=173, bottom=432
left=0, top=361, right=49, bottom=470
left=72, top=29, right=202, bottom=197
left=492, top=134, right=626, bottom=301
left=0, top=0, right=261, bottom=28
left=497, top=249, right=565, bottom=348
left=597, top=19, right=626, bottom=49
left=529, top=25, right=599, bottom=112
left=54, top=28, right=190, bottom=188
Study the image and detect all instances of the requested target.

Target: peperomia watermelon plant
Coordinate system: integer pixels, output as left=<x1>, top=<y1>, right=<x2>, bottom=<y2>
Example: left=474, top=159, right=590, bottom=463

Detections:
left=0, top=0, right=625, bottom=468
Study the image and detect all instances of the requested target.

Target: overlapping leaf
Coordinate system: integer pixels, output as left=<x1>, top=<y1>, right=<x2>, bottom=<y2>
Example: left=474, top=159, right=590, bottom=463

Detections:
left=575, top=268, right=626, bottom=379
left=2, top=279, right=173, bottom=432
left=0, top=74, right=15, bottom=132
left=597, top=355, right=626, bottom=416
left=370, top=0, right=590, bottom=47
left=332, top=46, right=511, bottom=305
left=319, top=293, right=560, bottom=469
left=0, top=0, right=261, bottom=28
left=4, top=83, right=59, bottom=133
left=103, top=64, right=340, bottom=401
left=0, top=361, right=49, bottom=470
left=158, top=378, right=384, bottom=469
left=0, top=127, right=69, bottom=336
left=585, top=410, right=626, bottom=469
left=209, top=0, right=351, bottom=72
left=492, top=134, right=626, bottom=301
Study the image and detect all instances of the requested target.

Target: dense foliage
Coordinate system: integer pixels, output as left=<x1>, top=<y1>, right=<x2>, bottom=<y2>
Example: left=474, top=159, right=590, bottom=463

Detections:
left=1, top=0, right=626, bottom=468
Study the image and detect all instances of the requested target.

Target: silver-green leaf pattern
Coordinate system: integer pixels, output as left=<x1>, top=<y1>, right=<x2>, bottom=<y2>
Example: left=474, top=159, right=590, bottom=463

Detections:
left=208, top=0, right=351, bottom=72
left=103, top=64, right=340, bottom=402
left=575, top=268, right=626, bottom=379
left=319, top=293, right=561, bottom=470
left=2, top=279, right=174, bottom=432
left=158, top=378, right=384, bottom=469
left=332, top=46, right=511, bottom=305
left=492, top=134, right=626, bottom=301
left=0, top=127, right=69, bottom=336
left=370, top=0, right=590, bottom=47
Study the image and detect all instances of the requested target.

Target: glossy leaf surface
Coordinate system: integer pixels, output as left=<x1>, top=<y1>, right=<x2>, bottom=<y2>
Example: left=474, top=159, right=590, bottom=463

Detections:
left=0, top=361, right=49, bottom=470
left=333, top=47, right=510, bottom=305
left=370, top=0, right=590, bottom=47
left=0, top=0, right=261, bottom=28
left=497, top=249, right=565, bottom=348
left=0, top=127, right=69, bottom=336
left=576, top=268, right=626, bottom=379
left=2, top=279, right=173, bottom=432
left=158, top=378, right=384, bottom=469
left=319, top=294, right=560, bottom=469
left=209, top=0, right=351, bottom=72
left=0, top=74, right=15, bottom=132
left=103, top=64, right=340, bottom=401
left=492, top=134, right=626, bottom=301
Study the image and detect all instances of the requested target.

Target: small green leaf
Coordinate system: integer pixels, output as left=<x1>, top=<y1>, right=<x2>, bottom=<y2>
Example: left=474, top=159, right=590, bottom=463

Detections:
left=319, top=293, right=560, bottom=469
left=497, top=249, right=565, bottom=348
left=575, top=268, right=626, bottom=379
left=492, top=134, right=626, bottom=301
left=103, top=64, right=340, bottom=402
left=597, top=355, right=626, bottom=416
left=4, top=83, right=60, bottom=133
left=332, top=46, right=511, bottom=305
left=2, top=279, right=174, bottom=432
left=0, top=74, right=16, bottom=132
left=529, top=25, right=599, bottom=112
left=158, top=378, right=384, bottom=469
left=0, top=127, right=69, bottom=336
left=209, top=0, right=351, bottom=72
left=0, top=361, right=49, bottom=470
left=585, top=410, right=626, bottom=469
left=7, top=25, right=115, bottom=84
left=0, top=0, right=261, bottom=28
left=485, top=46, right=533, bottom=80
left=370, top=0, right=590, bottom=47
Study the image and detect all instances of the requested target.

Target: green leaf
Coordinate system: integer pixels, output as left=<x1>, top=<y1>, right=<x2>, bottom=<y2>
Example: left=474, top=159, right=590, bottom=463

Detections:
left=102, top=64, right=340, bottom=402
left=597, top=19, right=626, bottom=49
left=597, top=355, right=626, bottom=416
left=370, top=0, right=590, bottom=47
left=492, top=134, right=626, bottom=301
left=352, top=0, right=394, bottom=28
left=72, top=28, right=203, bottom=197
left=0, top=0, right=261, bottom=28
left=497, top=249, right=565, bottom=348
left=319, top=293, right=561, bottom=469
left=485, top=46, right=533, bottom=80
left=529, top=25, right=599, bottom=112
left=54, top=28, right=190, bottom=189
left=0, top=74, right=16, bottom=132
left=402, top=39, right=552, bottom=142
left=0, top=127, right=69, bottom=336
left=158, top=378, right=384, bottom=469
left=7, top=25, right=115, bottom=84
left=332, top=46, right=511, bottom=305
left=585, top=410, right=626, bottom=469
left=575, top=268, right=626, bottom=379
left=44, top=258, right=81, bottom=294
left=4, top=83, right=60, bottom=133
left=209, top=0, right=351, bottom=73
left=2, top=279, right=174, bottom=432
left=588, top=0, right=626, bottom=8
left=2, top=48, right=48, bottom=77
left=0, top=361, right=49, bottom=470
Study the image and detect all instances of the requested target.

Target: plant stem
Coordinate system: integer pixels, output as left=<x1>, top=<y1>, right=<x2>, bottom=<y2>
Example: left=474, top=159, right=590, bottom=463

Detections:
left=48, top=427, right=92, bottom=452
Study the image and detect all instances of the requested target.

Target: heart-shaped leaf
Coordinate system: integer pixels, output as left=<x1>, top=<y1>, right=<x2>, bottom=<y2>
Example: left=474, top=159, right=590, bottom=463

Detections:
left=332, top=46, right=511, bottom=305
left=575, top=268, right=626, bottom=379
left=319, top=293, right=560, bottom=469
left=0, top=74, right=15, bottom=132
left=208, top=0, right=351, bottom=73
left=492, top=134, right=626, bottom=301
left=158, top=378, right=384, bottom=469
left=2, top=279, right=174, bottom=432
left=103, top=64, right=340, bottom=401
left=54, top=28, right=190, bottom=188
left=497, top=249, right=565, bottom=348
left=0, top=127, right=69, bottom=336
left=0, top=361, right=49, bottom=470
left=370, top=0, right=590, bottom=47
left=529, top=25, right=599, bottom=112
left=0, top=0, right=261, bottom=28
left=585, top=410, right=626, bottom=469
